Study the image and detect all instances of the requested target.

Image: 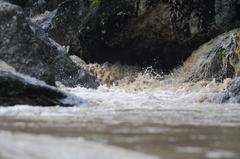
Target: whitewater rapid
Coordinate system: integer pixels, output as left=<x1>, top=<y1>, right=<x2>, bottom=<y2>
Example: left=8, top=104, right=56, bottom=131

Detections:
left=0, top=63, right=240, bottom=159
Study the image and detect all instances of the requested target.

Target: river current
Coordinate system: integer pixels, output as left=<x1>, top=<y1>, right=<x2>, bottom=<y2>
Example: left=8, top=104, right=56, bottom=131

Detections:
left=0, top=63, right=239, bottom=159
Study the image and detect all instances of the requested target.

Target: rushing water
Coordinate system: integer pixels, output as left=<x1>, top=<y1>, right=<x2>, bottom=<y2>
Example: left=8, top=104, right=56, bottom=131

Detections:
left=0, top=63, right=240, bottom=159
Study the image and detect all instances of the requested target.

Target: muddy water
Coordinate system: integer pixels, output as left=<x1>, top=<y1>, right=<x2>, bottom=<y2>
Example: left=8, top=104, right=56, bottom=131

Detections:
left=0, top=65, right=240, bottom=159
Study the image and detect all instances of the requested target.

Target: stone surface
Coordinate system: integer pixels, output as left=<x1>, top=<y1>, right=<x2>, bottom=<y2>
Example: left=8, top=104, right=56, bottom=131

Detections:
left=0, top=2, right=99, bottom=88
left=5, top=0, right=66, bottom=16
left=54, top=55, right=100, bottom=88
left=46, top=0, right=235, bottom=70
left=30, top=14, right=100, bottom=88
left=179, top=29, right=240, bottom=82
left=0, top=60, right=84, bottom=107
left=48, top=0, right=91, bottom=55
left=214, top=77, right=240, bottom=103
left=47, top=0, right=240, bottom=71
left=0, top=2, right=56, bottom=85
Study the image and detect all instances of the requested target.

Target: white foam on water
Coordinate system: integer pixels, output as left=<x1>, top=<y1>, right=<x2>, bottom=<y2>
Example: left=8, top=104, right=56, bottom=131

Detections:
left=1, top=63, right=240, bottom=159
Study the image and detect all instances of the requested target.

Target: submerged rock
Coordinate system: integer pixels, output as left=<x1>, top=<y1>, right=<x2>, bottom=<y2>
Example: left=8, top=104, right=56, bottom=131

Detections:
left=214, top=77, right=240, bottom=103
left=179, top=29, right=240, bottom=82
left=0, top=60, right=84, bottom=107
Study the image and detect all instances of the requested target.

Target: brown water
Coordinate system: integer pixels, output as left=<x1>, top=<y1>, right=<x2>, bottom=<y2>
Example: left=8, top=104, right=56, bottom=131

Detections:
left=0, top=63, right=240, bottom=159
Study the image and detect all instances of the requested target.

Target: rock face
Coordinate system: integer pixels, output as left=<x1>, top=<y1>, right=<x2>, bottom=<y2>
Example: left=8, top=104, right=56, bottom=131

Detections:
left=0, top=60, right=84, bottom=107
left=48, top=0, right=240, bottom=71
left=54, top=55, right=100, bottom=88
left=214, top=77, right=240, bottom=103
left=179, top=29, right=240, bottom=82
left=30, top=12, right=100, bottom=88
left=6, top=0, right=66, bottom=16
left=215, top=0, right=240, bottom=31
left=0, top=2, right=56, bottom=85
left=48, top=0, right=90, bottom=55
left=0, top=2, right=100, bottom=88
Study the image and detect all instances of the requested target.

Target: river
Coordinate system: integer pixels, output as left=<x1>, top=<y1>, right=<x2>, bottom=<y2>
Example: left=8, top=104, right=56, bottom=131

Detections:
left=0, top=65, right=239, bottom=159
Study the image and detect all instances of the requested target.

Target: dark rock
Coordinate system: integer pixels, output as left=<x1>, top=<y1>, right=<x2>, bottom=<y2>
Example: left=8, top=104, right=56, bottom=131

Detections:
left=0, top=60, right=84, bottom=107
left=48, top=0, right=240, bottom=71
left=5, top=0, right=66, bottom=16
left=31, top=9, right=57, bottom=30
left=213, top=77, right=240, bottom=103
left=48, top=0, right=91, bottom=55
left=179, top=29, right=240, bottom=82
left=54, top=55, right=100, bottom=88
left=0, top=2, right=56, bottom=85
left=0, top=2, right=99, bottom=88
left=215, top=0, right=240, bottom=31
left=30, top=15, right=100, bottom=88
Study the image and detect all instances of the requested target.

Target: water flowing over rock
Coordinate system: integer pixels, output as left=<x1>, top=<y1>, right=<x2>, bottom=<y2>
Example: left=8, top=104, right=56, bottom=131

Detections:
left=47, top=0, right=240, bottom=71
left=0, top=60, right=84, bottom=107
left=213, top=77, right=240, bottom=103
left=178, top=29, right=240, bottom=82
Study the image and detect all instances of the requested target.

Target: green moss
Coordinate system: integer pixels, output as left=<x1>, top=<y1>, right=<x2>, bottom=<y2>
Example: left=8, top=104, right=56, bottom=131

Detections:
left=92, top=0, right=101, bottom=6
left=117, top=11, right=124, bottom=16
left=219, top=49, right=227, bottom=59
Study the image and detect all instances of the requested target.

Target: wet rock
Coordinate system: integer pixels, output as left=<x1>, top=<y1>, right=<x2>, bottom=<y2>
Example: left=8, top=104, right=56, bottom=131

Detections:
left=0, top=2, right=99, bottom=88
left=180, top=29, right=240, bottom=82
left=31, top=9, right=57, bottom=30
left=5, top=0, right=66, bottom=16
left=0, top=60, right=84, bottom=107
left=214, top=77, right=240, bottom=103
left=0, top=2, right=56, bottom=85
left=48, top=0, right=240, bottom=71
left=48, top=0, right=91, bottom=55
left=215, top=0, right=240, bottom=31
left=30, top=15, right=100, bottom=88
left=54, top=55, right=100, bottom=88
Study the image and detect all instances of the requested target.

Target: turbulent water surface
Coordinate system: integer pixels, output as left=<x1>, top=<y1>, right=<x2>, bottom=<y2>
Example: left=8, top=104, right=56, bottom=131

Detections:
left=0, top=65, right=240, bottom=159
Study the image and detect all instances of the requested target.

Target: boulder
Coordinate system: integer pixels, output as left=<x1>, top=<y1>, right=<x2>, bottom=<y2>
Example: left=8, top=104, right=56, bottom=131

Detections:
left=179, top=29, right=240, bottom=82
left=54, top=55, right=100, bottom=88
left=30, top=13, right=100, bottom=88
left=0, top=2, right=99, bottom=88
left=0, top=2, right=56, bottom=85
left=48, top=0, right=240, bottom=71
left=213, top=77, right=240, bottom=103
left=48, top=0, right=91, bottom=55
left=0, top=60, right=84, bottom=107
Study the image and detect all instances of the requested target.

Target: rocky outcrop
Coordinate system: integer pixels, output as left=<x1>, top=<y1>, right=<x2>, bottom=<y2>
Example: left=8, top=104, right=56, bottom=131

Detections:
left=0, top=2, right=100, bottom=88
left=0, top=60, right=84, bottom=107
left=0, top=2, right=56, bottom=85
left=30, top=12, right=100, bottom=88
left=5, top=0, right=66, bottom=16
left=47, top=0, right=240, bottom=71
left=215, top=0, right=240, bottom=31
left=179, top=29, right=240, bottom=82
left=48, top=0, right=91, bottom=55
